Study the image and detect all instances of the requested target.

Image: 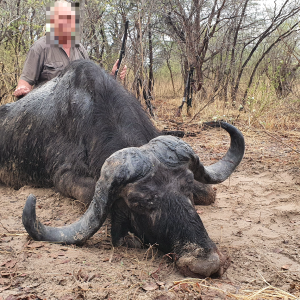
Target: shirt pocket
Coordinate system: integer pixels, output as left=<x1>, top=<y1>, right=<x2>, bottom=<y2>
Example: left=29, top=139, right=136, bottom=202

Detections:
left=43, top=62, right=64, bottom=82
left=44, top=62, right=64, bottom=70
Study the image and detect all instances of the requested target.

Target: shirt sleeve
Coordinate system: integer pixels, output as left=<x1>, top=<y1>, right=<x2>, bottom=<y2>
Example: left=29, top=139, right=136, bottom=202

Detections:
left=20, top=47, right=44, bottom=86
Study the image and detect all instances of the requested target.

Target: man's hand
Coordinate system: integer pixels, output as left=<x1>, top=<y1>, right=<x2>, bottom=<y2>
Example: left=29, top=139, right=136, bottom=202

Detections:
left=111, top=59, right=127, bottom=81
left=13, top=79, right=33, bottom=98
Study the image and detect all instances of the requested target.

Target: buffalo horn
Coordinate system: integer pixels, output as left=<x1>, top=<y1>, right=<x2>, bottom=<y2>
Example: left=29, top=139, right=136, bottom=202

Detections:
left=22, top=148, right=152, bottom=244
left=189, top=122, right=245, bottom=183
left=145, top=122, right=244, bottom=184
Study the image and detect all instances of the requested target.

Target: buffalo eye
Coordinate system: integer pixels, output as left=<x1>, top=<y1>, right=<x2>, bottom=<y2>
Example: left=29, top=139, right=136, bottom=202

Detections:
left=180, top=173, right=194, bottom=196
left=126, top=192, right=158, bottom=212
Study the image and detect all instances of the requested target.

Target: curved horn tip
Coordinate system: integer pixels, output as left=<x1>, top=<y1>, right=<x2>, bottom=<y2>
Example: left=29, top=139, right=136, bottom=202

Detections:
left=22, top=194, right=38, bottom=234
left=23, top=194, right=37, bottom=216
left=192, top=121, right=245, bottom=184
left=204, top=121, right=235, bottom=131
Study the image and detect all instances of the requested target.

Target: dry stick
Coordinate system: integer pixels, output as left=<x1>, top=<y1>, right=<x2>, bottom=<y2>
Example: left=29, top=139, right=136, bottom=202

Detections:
left=0, top=219, right=12, bottom=233
left=259, top=122, right=300, bottom=155
left=251, top=241, right=286, bottom=281
left=108, top=246, right=114, bottom=263
left=257, top=270, right=271, bottom=286
left=0, top=233, right=27, bottom=236
left=189, top=90, right=221, bottom=122
left=143, top=243, right=158, bottom=261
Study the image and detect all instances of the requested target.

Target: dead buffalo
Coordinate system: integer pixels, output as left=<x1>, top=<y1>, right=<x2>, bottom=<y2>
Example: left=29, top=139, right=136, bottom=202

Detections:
left=0, top=60, right=245, bottom=278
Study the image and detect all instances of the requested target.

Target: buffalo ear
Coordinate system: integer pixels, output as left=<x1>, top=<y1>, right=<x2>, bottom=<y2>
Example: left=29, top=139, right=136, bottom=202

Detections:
left=22, top=148, right=153, bottom=245
left=192, top=181, right=216, bottom=205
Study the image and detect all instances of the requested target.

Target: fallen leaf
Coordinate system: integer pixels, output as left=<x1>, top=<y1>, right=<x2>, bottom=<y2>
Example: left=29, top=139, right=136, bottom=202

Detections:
left=88, top=274, right=96, bottom=282
left=290, top=282, right=300, bottom=291
left=179, top=283, right=190, bottom=292
left=281, top=264, right=292, bottom=270
left=6, top=294, right=43, bottom=300
left=57, top=259, right=70, bottom=264
left=78, top=283, right=89, bottom=291
left=1, top=237, right=11, bottom=242
left=5, top=259, right=17, bottom=268
left=59, top=295, right=74, bottom=300
left=1, top=271, right=14, bottom=277
left=154, top=295, right=173, bottom=300
left=142, top=282, right=158, bottom=291
left=59, top=279, right=67, bottom=286
left=0, top=278, right=10, bottom=285
left=172, top=285, right=179, bottom=292
left=26, top=242, right=44, bottom=249
left=272, top=248, right=283, bottom=254
left=0, top=285, right=11, bottom=292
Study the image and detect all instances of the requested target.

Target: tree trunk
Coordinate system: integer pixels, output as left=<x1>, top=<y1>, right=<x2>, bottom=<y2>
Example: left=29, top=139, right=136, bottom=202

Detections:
left=148, top=23, right=154, bottom=96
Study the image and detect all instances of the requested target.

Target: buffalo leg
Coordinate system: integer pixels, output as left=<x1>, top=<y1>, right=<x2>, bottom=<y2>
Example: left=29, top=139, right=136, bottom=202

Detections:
left=111, top=200, right=142, bottom=248
left=193, top=180, right=216, bottom=205
left=52, top=169, right=96, bottom=204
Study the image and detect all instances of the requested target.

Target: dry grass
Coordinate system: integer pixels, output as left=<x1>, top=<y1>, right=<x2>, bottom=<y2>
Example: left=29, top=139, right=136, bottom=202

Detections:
left=2, top=67, right=299, bottom=174
left=152, top=76, right=300, bottom=132
left=169, top=278, right=299, bottom=300
left=3, top=65, right=299, bottom=132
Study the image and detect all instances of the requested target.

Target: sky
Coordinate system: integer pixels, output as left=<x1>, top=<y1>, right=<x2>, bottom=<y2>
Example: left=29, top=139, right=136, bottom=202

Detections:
left=257, top=0, right=286, bottom=8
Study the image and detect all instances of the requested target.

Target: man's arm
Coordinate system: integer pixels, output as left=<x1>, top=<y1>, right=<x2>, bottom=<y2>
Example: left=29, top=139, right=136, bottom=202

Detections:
left=13, top=79, right=33, bottom=97
left=13, top=41, right=45, bottom=98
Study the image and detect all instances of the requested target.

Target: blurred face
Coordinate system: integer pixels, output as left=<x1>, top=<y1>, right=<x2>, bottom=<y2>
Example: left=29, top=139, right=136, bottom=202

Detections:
left=46, top=1, right=80, bottom=46
left=53, top=5, right=76, bottom=37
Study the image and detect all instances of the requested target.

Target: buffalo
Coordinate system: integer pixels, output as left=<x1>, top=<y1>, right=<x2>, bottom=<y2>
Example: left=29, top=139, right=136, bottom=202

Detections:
left=0, top=60, right=245, bottom=278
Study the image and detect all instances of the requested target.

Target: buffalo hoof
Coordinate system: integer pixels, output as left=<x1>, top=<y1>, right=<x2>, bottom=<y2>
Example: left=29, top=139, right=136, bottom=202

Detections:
left=176, top=247, right=230, bottom=278
left=193, top=181, right=216, bottom=205
left=215, top=248, right=231, bottom=277
left=118, top=233, right=143, bottom=248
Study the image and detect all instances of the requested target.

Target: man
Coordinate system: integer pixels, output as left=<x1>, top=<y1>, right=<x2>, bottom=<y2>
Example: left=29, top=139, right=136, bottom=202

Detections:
left=13, top=0, right=127, bottom=98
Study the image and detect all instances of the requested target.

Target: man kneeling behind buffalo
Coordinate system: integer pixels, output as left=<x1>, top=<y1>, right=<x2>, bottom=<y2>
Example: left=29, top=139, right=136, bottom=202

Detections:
left=13, top=0, right=127, bottom=98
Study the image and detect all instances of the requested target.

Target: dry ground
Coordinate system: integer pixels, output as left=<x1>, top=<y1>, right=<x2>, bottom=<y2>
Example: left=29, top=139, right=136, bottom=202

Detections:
left=0, top=120, right=300, bottom=299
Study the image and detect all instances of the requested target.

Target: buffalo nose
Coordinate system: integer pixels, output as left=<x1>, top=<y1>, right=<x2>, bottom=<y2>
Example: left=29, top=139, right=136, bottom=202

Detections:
left=177, top=249, right=230, bottom=278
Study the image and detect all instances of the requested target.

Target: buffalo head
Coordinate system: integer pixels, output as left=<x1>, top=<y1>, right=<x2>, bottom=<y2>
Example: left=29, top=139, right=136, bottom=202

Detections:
left=22, top=121, right=244, bottom=278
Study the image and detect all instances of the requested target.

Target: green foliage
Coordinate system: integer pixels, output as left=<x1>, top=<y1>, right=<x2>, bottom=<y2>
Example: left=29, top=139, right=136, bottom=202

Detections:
left=155, top=60, right=181, bottom=78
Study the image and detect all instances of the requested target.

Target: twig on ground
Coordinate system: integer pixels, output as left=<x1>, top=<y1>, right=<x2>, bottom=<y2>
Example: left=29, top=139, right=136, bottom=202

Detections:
left=109, top=246, right=114, bottom=263
left=143, top=243, right=158, bottom=262
left=189, top=89, right=222, bottom=122
left=0, top=219, right=12, bottom=233
left=0, top=232, right=27, bottom=236
left=259, top=122, right=300, bottom=155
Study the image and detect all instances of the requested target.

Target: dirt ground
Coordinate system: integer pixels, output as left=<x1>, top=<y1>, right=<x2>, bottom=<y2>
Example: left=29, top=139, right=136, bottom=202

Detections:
left=0, top=121, right=300, bottom=300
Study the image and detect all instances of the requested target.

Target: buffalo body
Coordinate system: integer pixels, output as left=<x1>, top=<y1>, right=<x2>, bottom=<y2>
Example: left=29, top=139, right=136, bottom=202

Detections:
left=0, top=60, right=245, bottom=278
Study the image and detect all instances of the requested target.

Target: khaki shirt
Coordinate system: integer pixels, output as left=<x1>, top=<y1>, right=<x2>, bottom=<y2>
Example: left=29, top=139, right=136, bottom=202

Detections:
left=20, top=36, right=89, bottom=86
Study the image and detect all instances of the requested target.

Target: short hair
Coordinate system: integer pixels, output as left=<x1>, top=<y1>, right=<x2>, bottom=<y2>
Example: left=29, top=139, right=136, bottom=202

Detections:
left=46, top=1, right=80, bottom=24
